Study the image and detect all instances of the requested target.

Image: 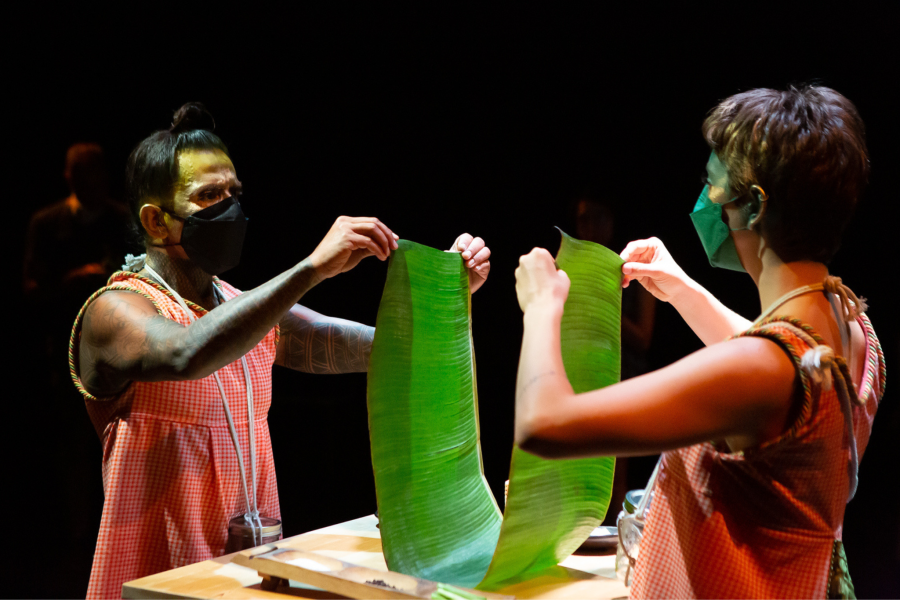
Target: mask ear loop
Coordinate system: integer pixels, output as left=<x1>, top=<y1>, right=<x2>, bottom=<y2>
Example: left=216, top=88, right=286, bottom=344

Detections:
left=141, top=203, right=186, bottom=248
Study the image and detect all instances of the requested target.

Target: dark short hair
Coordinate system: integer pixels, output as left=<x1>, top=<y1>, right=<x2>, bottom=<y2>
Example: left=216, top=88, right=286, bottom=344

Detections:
left=702, top=85, right=869, bottom=264
left=125, top=102, right=229, bottom=244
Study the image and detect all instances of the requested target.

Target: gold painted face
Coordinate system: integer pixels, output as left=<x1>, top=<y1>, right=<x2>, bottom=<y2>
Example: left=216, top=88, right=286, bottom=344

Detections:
left=140, top=149, right=242, bottom=248
left=171, top=149, right=242, bottom=217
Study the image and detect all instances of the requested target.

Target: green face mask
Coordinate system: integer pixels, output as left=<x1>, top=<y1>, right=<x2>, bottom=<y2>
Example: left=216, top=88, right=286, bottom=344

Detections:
left=689, top=184, right=756, bottom=272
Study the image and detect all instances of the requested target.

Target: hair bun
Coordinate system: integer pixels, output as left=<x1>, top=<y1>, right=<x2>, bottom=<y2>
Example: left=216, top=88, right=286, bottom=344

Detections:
left=170, top=102, right=216, bottom=134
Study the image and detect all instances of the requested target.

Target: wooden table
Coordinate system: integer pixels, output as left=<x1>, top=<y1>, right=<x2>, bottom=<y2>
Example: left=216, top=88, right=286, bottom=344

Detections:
left=123, top=515, right=630, bottom=599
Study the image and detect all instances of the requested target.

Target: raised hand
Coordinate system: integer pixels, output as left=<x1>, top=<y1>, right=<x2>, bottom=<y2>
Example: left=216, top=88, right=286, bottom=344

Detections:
left=620, top=237, right=690, bottom=303
left=449, top=233, right=491, bottom=293
left=309, top=217, right=399, bottom=282
left=515, top=248, right=570, bottom=313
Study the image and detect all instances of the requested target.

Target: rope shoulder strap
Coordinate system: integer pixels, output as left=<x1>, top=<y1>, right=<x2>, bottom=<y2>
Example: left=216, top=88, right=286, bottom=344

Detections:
left=735, top=318, right=819, bottom=443
left=742, top=317, right=862, bottom=501
left=69, top=275, right=170, bottom=402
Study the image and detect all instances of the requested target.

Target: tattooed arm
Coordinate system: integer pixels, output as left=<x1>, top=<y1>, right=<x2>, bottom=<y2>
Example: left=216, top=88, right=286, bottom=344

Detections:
left=79, top=216, right=398, bottom=396
left=79, top=259, right=322, bottom=395
left=275, top=305, right=374, bottom=373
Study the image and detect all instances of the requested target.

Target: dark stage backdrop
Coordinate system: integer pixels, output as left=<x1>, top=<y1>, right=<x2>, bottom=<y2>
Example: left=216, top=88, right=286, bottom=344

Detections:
left=8, top=8, right=898, bottom=598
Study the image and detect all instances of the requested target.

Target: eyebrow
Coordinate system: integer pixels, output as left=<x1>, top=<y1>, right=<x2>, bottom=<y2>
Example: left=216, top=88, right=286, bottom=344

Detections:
left=192, top=179, right=243, bottom=196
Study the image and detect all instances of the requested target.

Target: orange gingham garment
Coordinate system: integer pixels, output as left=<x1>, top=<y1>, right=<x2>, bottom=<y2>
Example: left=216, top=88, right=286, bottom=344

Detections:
left=70, top=272, right=281, bottom=600
left=631, top=316, right=885, bottom=599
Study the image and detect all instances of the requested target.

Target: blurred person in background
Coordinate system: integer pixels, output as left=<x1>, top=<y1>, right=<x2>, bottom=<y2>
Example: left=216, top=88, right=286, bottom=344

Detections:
left=24, top=143, right=130, bottom=382
left=22, top=142, right=129, bottom=589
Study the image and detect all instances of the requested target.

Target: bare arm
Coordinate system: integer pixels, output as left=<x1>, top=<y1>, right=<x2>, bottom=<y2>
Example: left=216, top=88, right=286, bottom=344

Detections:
left=621, top=237, right=751, bottom=345
left=514, top=248, right=795, bottom=459
left=275, top=304, right=374, bottom=374
left=80, top=259, right=322, bottom=395
left=667, top=278, right=753, bottom=345
left=79, top=216, right=399, bottom=396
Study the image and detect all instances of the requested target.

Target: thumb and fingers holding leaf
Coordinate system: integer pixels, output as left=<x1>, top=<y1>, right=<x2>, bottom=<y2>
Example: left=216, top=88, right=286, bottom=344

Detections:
left=515, top=248, right=571, bottom=311
left=452, top=233, right=475, bottom=252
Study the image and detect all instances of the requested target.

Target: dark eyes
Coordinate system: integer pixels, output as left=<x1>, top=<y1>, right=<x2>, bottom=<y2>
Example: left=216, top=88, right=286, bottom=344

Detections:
left=200, top=187, right=242, bottom=201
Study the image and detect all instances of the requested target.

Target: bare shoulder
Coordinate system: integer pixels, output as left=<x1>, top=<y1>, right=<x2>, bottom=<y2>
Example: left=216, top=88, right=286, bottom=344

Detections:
left=82, top=290, right=162, bottom=343
left=699, top=336, right=796, bottom=391
left=665, top=335, right=798, bottom=424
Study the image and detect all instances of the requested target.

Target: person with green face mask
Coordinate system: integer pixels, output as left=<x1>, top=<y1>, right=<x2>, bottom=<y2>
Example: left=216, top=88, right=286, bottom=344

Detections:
left=689, top=157, right=768, bottom=273
left=512, top=85, right=884, bottom=599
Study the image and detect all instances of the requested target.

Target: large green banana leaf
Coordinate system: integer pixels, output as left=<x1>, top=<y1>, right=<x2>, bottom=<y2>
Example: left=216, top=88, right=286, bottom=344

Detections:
left=367, top=232, right=622, bottom=590
left=367, top=241, right=503, bottom=587
left=478, top=229, right=621, bottom=589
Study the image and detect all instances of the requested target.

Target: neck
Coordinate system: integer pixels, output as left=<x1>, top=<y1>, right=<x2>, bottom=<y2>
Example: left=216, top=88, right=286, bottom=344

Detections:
left=756, top=248, right=829, bottom=315
left=143, top=247, right=218, bottom=310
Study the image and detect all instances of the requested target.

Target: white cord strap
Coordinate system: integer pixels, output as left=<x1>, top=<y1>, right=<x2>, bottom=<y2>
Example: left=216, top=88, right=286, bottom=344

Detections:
left=144, top=263, right=264, bottom=545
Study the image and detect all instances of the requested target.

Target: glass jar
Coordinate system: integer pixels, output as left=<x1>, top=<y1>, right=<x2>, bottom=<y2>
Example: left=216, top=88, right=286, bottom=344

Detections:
left=615, top=489, right=648, bottom=586
left=225, top=515, right=282, bottom=553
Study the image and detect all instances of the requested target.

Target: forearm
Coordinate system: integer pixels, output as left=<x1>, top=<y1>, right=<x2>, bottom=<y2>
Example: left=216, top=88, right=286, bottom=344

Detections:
left=277, top=308, right=374, bottom=374
left=514, top=303, right=575, bottom=449
left=670, top=278, right=751, bottom=346
left=173, top=258, right=322, bottom=378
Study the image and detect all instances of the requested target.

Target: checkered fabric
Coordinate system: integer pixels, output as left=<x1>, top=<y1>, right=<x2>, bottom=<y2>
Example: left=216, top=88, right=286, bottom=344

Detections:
left=630, top=315, right=885, bottom=599
left=69, top=272, right=281, bottom=600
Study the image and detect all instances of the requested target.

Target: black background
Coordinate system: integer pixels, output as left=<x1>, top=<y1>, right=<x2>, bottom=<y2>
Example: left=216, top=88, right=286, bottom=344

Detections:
left=7, top=6, right=899, bottom=598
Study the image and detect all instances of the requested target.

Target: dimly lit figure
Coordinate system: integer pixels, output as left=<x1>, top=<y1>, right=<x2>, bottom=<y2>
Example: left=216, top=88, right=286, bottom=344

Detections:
left=22, top=143, right=128, bottom=592
left=574, top=197, right=656, bottom=525
left=24, top=143, right=130, bottom=310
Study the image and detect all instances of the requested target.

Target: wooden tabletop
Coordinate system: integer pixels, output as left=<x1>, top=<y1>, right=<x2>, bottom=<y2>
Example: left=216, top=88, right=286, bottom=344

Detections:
left=123, top=515, right=630, bottom=599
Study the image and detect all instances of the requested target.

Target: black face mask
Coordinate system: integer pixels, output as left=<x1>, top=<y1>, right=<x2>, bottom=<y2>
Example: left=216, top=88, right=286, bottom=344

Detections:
left=161, top=196, right=248, bottom=275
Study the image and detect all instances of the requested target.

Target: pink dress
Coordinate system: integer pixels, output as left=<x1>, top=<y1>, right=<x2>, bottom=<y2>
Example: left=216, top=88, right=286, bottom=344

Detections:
left=631, top=315, right=885, bottom=599
left=69, top=272, right=281, bottom=599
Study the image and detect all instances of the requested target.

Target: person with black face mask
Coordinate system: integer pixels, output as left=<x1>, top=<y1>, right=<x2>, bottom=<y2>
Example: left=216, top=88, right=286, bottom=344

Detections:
left=68, top=103, right=492, bottom=599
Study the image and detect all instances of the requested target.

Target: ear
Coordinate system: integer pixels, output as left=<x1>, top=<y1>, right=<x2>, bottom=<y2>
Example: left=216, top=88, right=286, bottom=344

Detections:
left=747, top=185, right=768, bottom=230
left=140, top=204, right=170, bottom=241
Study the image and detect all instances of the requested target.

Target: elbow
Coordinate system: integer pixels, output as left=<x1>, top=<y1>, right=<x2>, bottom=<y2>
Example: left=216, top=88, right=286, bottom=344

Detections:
left=170, top=345, right=205, bottom=380
left=518, top=433, right=576, bottom=460
left=515, top=413, right=574, bottom=460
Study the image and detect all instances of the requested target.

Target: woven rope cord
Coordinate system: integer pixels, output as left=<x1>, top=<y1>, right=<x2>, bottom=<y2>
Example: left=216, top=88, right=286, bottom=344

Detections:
left=735, top=317, right=816, bottom=442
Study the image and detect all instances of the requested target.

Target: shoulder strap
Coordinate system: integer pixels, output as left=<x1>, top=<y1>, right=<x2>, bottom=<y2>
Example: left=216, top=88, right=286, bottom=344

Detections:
left=68, top=280, right=167, bottom=402
left=857, top=314, right=887, bottom=403
left=736, top=319, right=816, bottom=441
left=745, top=318, right=861, bottom=501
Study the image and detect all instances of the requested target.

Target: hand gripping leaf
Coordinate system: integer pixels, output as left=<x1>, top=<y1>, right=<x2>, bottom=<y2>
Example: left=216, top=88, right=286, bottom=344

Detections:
left=367, top=232, right=622, bottom=589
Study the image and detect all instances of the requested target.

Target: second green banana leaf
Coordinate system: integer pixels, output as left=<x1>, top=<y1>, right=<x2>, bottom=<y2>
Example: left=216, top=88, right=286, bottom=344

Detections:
left=479, top=230, right=620, bottom=589
left=366, top=232, right=622, bottom=590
